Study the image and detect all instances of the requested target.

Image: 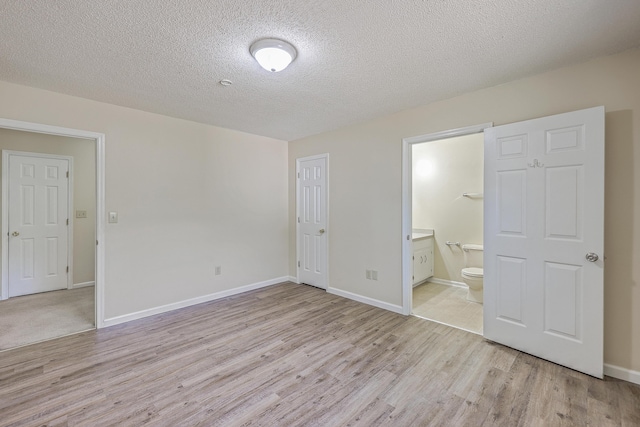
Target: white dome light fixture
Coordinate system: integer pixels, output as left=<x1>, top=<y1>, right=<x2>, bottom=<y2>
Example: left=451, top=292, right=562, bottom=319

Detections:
left=250, top=38, right=297, bottom=72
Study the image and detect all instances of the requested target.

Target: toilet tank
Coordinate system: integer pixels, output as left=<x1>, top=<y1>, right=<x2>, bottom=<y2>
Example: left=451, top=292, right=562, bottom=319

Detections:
left=462, top=244, right=483, bottom=268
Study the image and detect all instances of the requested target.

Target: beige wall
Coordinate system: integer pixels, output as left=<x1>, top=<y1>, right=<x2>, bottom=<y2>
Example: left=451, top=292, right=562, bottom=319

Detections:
left=0, top=129, right=96, bottom=285
left=289, top=48, right=640, bottom=372
left=0, top=80, right=289, bottom=320
left=413, top=134, right=483, bottom=282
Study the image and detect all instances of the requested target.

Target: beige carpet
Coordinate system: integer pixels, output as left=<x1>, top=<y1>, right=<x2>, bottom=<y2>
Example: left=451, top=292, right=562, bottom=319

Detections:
left=0, top=287, right=94, bottom=351
left=412, top=281, right=483, bottom=334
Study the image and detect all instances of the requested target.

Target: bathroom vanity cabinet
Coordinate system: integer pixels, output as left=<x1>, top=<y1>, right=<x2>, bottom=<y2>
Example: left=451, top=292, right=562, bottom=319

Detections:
left=413, top=235, right=434, bottom=285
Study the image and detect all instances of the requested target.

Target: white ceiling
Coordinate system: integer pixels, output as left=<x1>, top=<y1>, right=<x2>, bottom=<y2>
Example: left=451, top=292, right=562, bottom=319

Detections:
left=1, top=1, right=639, bottom=141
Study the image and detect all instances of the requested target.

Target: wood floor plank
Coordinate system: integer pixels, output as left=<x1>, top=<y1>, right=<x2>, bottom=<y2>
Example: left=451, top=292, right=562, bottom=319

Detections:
left=0, top=282, right=638, bottom=426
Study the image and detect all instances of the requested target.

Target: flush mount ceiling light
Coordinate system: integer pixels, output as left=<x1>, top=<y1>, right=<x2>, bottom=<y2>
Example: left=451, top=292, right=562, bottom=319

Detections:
left=250, top=38, right=297, bottom=72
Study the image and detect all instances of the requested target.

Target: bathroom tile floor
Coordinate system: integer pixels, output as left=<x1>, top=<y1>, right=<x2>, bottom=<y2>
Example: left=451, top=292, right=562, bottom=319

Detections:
left=412, top=281, right=483, bottom=335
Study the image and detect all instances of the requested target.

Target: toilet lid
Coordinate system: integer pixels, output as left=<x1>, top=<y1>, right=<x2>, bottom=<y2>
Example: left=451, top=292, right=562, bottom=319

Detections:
left=462, top=267, right=483, bottom=278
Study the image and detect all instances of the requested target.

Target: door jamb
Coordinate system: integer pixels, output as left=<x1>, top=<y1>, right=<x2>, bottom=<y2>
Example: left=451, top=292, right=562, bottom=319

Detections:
left=0, top=118, right=106, bottom=328
left=295, top=153, right=329, bottom=289
left=401, top=123, right=492, bottom=315
left=2, top=150, right=75, bottom=296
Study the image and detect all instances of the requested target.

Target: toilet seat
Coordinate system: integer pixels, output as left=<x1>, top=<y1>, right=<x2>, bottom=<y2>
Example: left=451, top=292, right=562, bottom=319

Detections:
left=462, top=267, right=483, bottom=278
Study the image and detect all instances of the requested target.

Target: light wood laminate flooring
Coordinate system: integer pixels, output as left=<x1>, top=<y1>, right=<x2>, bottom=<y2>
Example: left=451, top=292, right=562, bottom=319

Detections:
left=0, top=282, right=638, bottom=426
left=413, top=282, right=483, bottom=335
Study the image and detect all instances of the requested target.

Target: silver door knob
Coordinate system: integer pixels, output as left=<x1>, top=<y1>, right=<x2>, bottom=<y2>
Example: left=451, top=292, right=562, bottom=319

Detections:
left=11, top=231, right=19, bottom=237
left=319, top=229, right=325, bottom=234
left=586, top=253, right=599, bottom=262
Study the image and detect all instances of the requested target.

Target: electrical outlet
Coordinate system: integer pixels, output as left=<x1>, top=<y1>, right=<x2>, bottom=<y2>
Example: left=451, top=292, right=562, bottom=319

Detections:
left=366, top=270, right=371, bottom=279
left=108, top=212, right=118, bottom=223
left=372, top=270, right=378, bottom=280
left=215, top=266, right=222, bottom=276
left=76, top=210, right=87, bottom=218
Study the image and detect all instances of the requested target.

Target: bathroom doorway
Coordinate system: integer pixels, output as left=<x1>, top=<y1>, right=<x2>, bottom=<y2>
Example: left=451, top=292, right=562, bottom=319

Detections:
left=401, top=124, right=491, bottom=335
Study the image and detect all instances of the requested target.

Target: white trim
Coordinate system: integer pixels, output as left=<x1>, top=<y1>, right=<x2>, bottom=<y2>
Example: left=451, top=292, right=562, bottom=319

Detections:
left=102, top=276, right=289, bottom=328
left=295, top=153, right=329, bottom=289
left=604, top=363, right=640, bottom=385
left=403, top=123, right=493, bottom=145
left=72, top=281, right=95, bottom=289
left=1, top=150, right=74, bottom=298
left=327, top=287, right=404, bottom=314
left=426, top=277, right=467, bottom=288
left=1, top=153, right=8, bottom=301
left=401, top=123, right=492, bottom=316
left=0, top=118, right=106, bottom=329
left=287, top=276, right=299, bottom=283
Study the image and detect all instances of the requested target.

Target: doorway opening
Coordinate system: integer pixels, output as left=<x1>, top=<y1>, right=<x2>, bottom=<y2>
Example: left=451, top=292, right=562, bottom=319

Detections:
left=401, top=123, right=492, bottom=335
left=402, top=108, right=604, bottom=377
left=411, top=133, right=484, bottom=334
left=0, top=118, right=105, bottom=351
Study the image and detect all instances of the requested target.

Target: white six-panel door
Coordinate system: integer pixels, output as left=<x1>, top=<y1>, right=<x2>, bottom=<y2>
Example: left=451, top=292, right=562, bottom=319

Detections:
left=297, top=155, right=328, bottom=289
left=8, top=153, right=70, bottom=297
left=484, top=106, right=604, bottom=378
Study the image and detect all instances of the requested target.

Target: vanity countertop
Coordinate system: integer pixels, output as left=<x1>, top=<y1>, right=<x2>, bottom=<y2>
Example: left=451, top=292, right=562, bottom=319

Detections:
left=412, top=229, right=434, bottom=240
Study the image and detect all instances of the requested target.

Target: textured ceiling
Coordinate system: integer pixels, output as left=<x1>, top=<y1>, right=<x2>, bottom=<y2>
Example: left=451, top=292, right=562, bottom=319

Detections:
left=1, top=1, right=639, bottom=141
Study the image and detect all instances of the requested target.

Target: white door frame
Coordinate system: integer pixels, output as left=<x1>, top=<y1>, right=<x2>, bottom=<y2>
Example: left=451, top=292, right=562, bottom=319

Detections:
left=0, top=118, right=106, bottom=328
left=2, top=150, right=75, bottom=295
left=295, top=153, right=329, bottom=288
left=401, top=123, right=492, bottom=315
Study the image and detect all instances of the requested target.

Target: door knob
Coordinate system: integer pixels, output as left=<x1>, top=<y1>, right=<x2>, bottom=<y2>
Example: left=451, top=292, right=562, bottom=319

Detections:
left=585, top=252, right=599, bottom=262
left=319, top=229, right=325, bottom=234
left=11, top=231, right=19, bottom=237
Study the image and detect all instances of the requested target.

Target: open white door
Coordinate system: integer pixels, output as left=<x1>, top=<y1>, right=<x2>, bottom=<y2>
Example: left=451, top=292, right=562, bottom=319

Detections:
left=484, top=106, right=604, bottom=378
left=296, top=154, right=328, bottom=289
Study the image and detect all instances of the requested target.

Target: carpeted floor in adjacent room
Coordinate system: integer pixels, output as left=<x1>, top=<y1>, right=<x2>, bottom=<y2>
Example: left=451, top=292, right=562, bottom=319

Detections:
left=0, top=286, right=94, bottom=351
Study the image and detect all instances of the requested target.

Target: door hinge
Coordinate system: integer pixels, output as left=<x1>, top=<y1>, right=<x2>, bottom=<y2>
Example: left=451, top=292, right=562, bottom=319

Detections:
left=66, top=218, right=69, bottom=226
left=96, top=240, right=99, bottom=245
left=66, top=171, right=69, bottom=178
left=66, top=266, right=69, bottom=273
left=298, top=261, right=300, bottom=267
left=297, top=217, right=300, bottom=223
left=297, top=172, right=300, bottom=178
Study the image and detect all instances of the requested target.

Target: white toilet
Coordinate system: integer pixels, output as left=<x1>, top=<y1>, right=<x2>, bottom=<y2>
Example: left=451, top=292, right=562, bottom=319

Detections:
left=461, top=244, right=483, bottom=303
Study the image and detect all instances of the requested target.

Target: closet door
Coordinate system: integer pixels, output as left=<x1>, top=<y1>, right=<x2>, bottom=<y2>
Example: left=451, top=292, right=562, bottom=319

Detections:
left=483, top=106, right=604, bottom=378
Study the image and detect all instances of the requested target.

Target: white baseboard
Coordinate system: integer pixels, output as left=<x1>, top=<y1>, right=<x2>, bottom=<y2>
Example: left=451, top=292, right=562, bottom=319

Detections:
left=427, top=277, right=467, bottom=288
left=72, top=281, right=95, bottom=289
left=102, top=276, right=289, bottom=328
left=604, top=363, right=640, bottom=385
left=287, top=276, right=299, bottom=284
left=327, top=287, right=404, bottom=315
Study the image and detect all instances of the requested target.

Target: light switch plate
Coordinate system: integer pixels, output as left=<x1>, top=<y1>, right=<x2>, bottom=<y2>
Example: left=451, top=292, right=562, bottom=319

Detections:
left=108, top=212, right=118, bottom=223
left=76, top=210, right=87, bottom=218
